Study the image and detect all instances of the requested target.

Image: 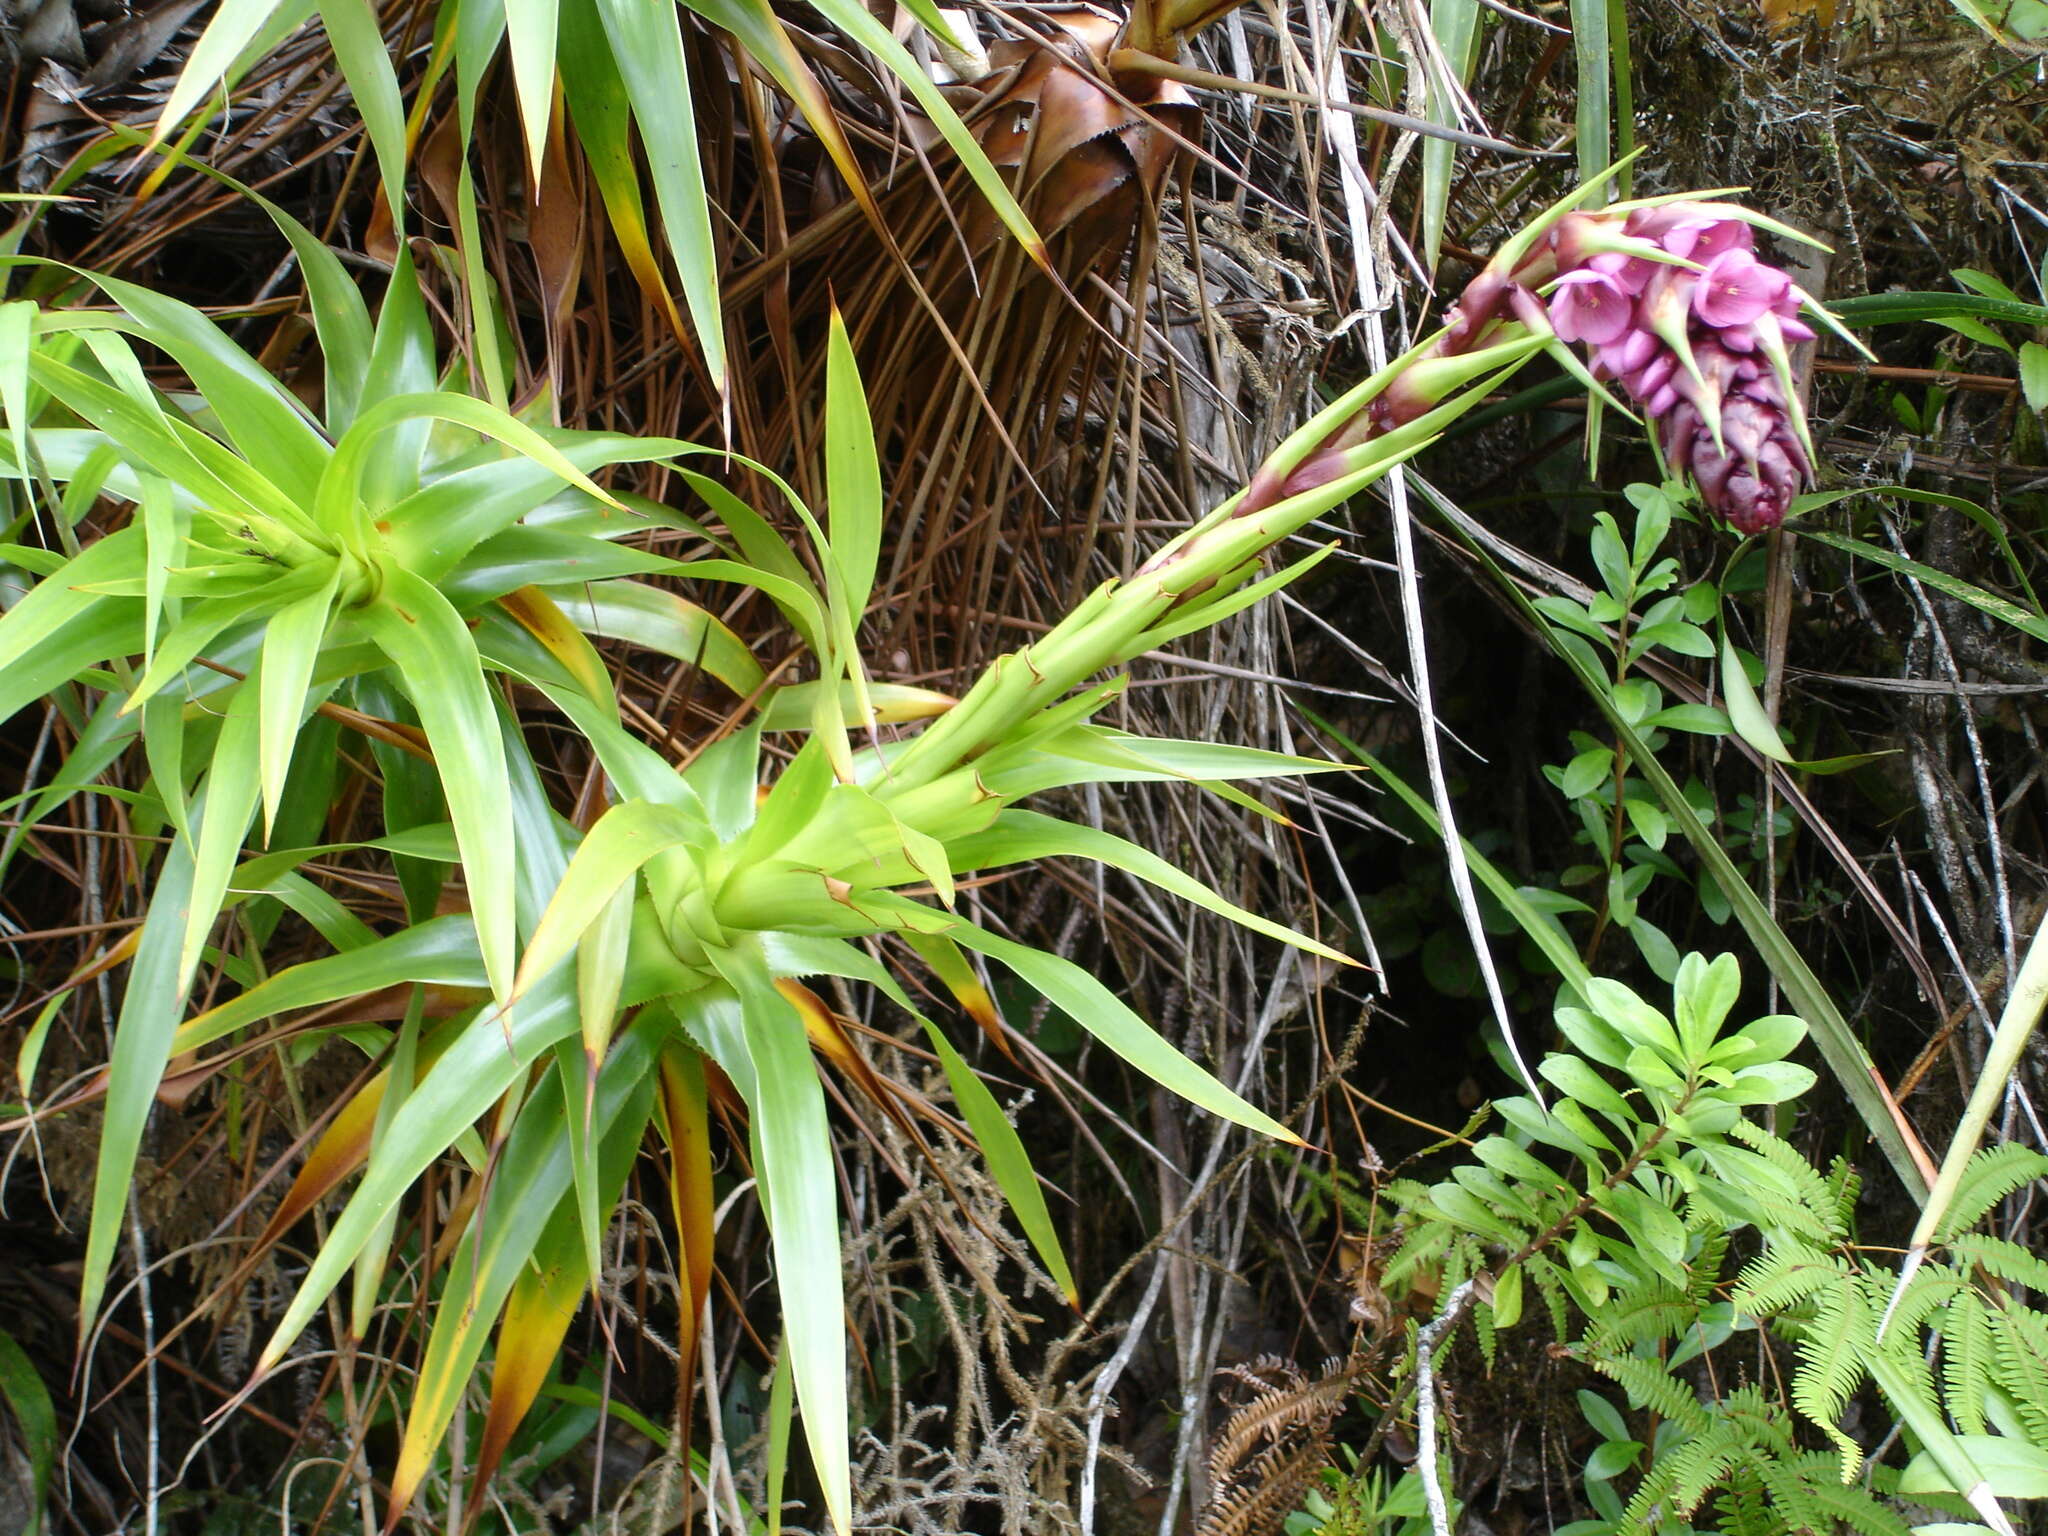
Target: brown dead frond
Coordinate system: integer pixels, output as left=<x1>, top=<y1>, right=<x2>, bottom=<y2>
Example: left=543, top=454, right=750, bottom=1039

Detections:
left=1199, top=1353, right=1366, bottom=1536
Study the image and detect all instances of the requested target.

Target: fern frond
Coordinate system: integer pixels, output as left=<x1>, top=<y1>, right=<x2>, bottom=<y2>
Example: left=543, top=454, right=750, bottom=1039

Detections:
left=1379, top=1217, right=1452, bottom=1292
left=1731, top=1242, right=1843, bottom=1318
left=1791, top=1460, right=1913, bottom=1536
left=1941, top=1286, right=1993, bottom=1435
left=1731, top=1123, right=1845, bottom=1242
left=1587, top=1352, right=1711, bottom=1432
left=1789, top=1274, right=1869, bottom=1480
left=1662, top=1421, right=1749, bottom=1519
left=1529, top=1256, right=1572, bottom=1342
left=1988, top=1298, right=2048, bottom=1444
left=1710, top=1474, right=1776, bottom=1536
left=1951, top=1232, right=2048, bottom=1294
left=1752, top=1448, right=1843, bottom=1534
left=1826, top=1157, right=1861, bottom=1237
left=1583, top=1279, right=1694, bottom=1352
left=1935, top=1144, right=2048, bottom=1240
left=1689, top=1226, right=1731, bottom=1306
left=1881, top=1266, right=1966, bottom=1340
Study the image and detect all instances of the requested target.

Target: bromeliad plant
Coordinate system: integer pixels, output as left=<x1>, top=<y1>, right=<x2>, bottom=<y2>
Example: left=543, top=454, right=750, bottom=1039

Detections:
left=0, top=170, right=1833, bottom=1528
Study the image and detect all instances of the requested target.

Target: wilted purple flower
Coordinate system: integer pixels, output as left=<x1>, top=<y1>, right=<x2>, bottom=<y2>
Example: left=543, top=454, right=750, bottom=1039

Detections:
left=1548, top=270, right=1636, bottom=345
left=1693, top=250, right=1793, bottom=329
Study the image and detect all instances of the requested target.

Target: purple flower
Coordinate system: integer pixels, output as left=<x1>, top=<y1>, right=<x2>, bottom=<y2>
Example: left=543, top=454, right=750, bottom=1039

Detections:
left=1657, top=342, right=1813, bottom=534
left=1589, top=249, right=1656, bottom=295
left=1593, top=327, right=1659, bottom=381
left=1692, top=250, right=1793, bottom=329
left=1625, top=204, right=1755, bottom=261
left=1547, top=270, right=1636, bottom=345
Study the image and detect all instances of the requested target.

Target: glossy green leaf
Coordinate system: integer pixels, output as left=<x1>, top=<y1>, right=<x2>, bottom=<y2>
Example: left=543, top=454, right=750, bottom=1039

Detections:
left=594, top=0, right=724, bottom=396
left=78, top=831, right=195, bottom=1343
left=0, top=1329, right=54, bottom=1535
left=358, top=565, right=517, bottom=1005
left=918, top=1017, right=1077, bottom=1304
left=709, top=946, right=851, bottom=1536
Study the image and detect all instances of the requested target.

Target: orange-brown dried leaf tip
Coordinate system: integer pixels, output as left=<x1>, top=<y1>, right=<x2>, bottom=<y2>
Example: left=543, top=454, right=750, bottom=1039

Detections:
left=657, top=1042, right=716, bottom=1381
left=465, top=1241, right=585, bottom=1528
left=903, top=930, right=1018, bottom=1064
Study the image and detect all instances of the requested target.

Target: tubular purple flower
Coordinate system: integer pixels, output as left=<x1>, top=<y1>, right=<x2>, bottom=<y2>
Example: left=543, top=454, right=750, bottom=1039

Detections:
left=1222, top=189, right=1819, bottom=536
left=1627, top=351, right=1677, bottom=401
left=1589, top=249, right=1656, bottom=295
left=1692, top=250, right=1793, bottom=329
left=1547, top=269, right=1636, bottom=345
left=1625, top=203, right=1755, bottom=260
left=1594, top=327, right=1659, bottom=380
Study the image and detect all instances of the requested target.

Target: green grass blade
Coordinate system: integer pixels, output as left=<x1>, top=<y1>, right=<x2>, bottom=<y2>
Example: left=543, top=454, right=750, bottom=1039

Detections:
left=1420, top=0, right=1480, bottom=269
left=1570, top=0, right=1611, bottom=199
left=390, top=1019, right=658, bottom=1514
left=1828, top=291, right=2048, bottom=330
left=0, top=1329, right=55, bottom=1535
left=0, top=524, right=140, bottom=678
left=515, top=801, right=709, bottom=994
left=1295, top=713, right=1597, bottom=1001
left=557, top=0, right=690, bottom=340
left=75, top=274, right=329, bottom=511
left=785, top=0, right=1045, bottom=265
left=1907, top=914, right=2048, bottom=1253
left=324, top=392, right=623, bottom=544
left=0, top=299, right=35, bottom=492
left=170, top=914, right=485, bottom=1056
left=147, top=0, right=303, bottom=152
left=257, top=564, right=339, bottom=836
left=928, top=909, right=1301, bottom=1145
left=504, top=0, right=561, bottom=179
left=823, top=305, right=880, bottom=631
left=255, top=970, right=586, bottom=1376
left=182, top=677, right=264, bottom=988
left=312, top=0, right=411, bottom=225
left=545, top=579, right=765, bottom=697
left=946, top=809, right=1352, bottom=965
left=593, top=0, right=725, bottom=397
left=1798, top=528, right=2047, bottom=646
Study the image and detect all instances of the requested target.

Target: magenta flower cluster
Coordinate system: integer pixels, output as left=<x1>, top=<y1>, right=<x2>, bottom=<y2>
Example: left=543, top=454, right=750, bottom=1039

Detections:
left=1223, top=193, right=1822, bottom=535
left=1547, top=205, right=1816, bottom=534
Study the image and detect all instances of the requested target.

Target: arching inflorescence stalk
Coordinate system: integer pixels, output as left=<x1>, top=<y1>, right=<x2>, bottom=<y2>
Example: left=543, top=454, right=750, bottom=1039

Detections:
left=1224, top=175, right=1853, bottom=538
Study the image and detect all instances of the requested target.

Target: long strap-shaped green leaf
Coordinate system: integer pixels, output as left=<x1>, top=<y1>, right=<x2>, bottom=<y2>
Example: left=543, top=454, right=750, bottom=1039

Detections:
left=78, top=829, right=196, bottom=1346
left=387, top=1019, right=659, bottom=1517
left=864, top=893, right=1302, bottom=1146
left=705, top=946, right=852, bottom=1536
left=357, top=565, right=517, bottom=1006
left=944, top=809, right=1353, bottom=965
